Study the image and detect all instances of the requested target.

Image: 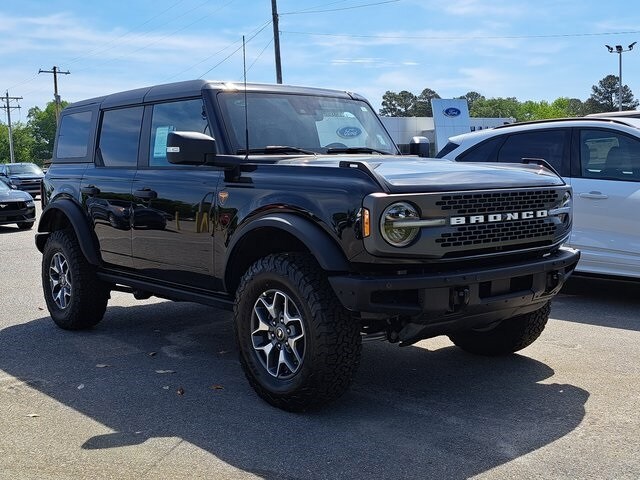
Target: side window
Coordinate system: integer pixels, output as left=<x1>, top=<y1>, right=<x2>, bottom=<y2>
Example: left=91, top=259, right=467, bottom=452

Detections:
left=496, top=129, right=568, bottom=172
left=56, top=111, right=92, bottom=159
left=98, top=107, right=143, bottom=167
left=456, top=137, right=503, bottom=162
left=580, top=129, right=640, bottom=182
left=149, top=99, right=209, bottom=166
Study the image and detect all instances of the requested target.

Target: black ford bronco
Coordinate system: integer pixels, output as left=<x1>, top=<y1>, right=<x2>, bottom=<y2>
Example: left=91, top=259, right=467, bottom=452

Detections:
left=37, top=80, right=580, bottom=411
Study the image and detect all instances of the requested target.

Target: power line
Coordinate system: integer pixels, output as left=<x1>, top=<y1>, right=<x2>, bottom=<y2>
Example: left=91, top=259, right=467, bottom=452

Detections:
left=198, top=21, right=273, bottom=78
left=281, top=29, right=640, bottom=41
left=282, top=0, right=399, bottom=15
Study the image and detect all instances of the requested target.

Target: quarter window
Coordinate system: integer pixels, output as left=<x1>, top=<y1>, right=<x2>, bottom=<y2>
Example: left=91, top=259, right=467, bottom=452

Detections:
left=98, top=107, right=143, bottom=167
left=496, top=130, right=568, bottom=173
left=149, top=99, right=209, bottom=166
left=56, top=111, right=92, bottom=158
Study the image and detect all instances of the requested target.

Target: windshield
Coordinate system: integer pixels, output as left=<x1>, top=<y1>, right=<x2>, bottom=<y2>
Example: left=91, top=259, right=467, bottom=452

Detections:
left=7, top=163, right=43, bottom=175
left=217, top=92, right=397, bottom=155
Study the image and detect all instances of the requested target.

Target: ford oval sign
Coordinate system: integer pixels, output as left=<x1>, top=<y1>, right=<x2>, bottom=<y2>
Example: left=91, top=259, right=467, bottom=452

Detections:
left=443, top=107, right=461, bottom=117
left=337, top=126, right=362, bottom=138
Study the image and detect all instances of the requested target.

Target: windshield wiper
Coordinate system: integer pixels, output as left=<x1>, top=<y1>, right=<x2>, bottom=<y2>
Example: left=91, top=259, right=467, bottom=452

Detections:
left=325, top=146, right=390, bottom=155
left=236, top=146, right=317, bottom=155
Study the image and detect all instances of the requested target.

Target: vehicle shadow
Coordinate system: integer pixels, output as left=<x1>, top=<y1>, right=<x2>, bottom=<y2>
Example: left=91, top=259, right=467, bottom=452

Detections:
left=553, top=275, right=640, bottom=332
left=0, top=301, right=588, bottom=479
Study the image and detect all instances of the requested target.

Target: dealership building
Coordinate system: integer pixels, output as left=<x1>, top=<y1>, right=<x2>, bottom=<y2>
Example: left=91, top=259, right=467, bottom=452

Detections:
left=380, top=98, right=514, bottom=155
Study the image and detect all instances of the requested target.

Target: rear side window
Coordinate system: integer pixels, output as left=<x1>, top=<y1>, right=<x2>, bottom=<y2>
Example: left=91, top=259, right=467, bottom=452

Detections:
left=149, top=99, right=208, bottom=166
left=580, top=129, right=640, bottom=181
left=496, top=129, right=568, bottom=173
left=435, top=141, right=460, bottom=158
left=56, top=111, right=92, bottom=159
left=456, top=137, right=503, bottom=162
left=98, top=107, right=143, bottom=167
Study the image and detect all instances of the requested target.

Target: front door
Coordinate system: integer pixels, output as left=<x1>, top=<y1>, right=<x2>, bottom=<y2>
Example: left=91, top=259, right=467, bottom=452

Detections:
left=131, top=98, right=222, bottom=290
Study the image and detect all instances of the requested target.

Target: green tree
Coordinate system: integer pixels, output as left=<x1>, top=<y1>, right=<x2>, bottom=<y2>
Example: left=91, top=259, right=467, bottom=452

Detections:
left=415, top=88, right=440, bottom=116
left=27, top=101, right=67, bottom=165
left=0, top=123, right=35, bottom=164
left=470, top=97, right=521, bottom=119
left=379, top=90, right=418, bottom=116
left=588, top=74, right=639, bottom=112
left=458, top=91, right=485, bottom=112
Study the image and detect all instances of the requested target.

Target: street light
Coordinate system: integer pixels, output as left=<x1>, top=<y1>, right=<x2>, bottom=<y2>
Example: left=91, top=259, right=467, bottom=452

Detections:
left=605, top=42, right=637, bottom=111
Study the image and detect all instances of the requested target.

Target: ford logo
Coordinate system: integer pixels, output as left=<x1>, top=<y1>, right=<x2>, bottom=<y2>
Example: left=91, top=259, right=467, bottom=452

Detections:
left=336, top=126, right=362, bottom=138
left=443, top=107, right=461, bottom=117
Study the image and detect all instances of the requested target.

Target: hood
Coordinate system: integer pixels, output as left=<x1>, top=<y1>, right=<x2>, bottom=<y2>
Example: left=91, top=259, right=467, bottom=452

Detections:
left=277, top=155, right=564, bottom=193
left=0, top=188, right=33, bottom=201
left=9, top=173, right=44, bottom=180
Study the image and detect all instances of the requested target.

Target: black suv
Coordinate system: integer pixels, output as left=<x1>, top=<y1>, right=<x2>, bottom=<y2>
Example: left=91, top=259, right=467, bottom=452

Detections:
left=37, top=80, right=580, bottom=411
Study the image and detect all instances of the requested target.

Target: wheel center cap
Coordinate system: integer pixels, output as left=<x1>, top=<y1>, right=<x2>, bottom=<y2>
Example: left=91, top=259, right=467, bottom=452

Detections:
left=275, top=326, right=286, bottom=341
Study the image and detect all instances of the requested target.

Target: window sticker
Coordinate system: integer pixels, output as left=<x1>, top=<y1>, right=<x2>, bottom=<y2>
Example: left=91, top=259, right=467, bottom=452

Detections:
left=154, top=126, right=175, bottom=158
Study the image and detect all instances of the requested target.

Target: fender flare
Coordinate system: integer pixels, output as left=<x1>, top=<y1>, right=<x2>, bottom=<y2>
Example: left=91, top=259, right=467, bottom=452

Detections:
left=35, top=198, right=102, bottom=266
left=226, top=213, right=351, bottom=273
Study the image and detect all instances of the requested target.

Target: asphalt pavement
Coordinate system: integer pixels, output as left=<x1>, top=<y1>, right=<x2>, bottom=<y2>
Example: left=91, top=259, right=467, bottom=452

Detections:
left=0, top=208, right=638, bottom=480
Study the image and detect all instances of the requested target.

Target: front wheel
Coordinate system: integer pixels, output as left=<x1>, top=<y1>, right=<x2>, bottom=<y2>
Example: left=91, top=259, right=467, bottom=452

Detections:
left=234, top=253, right=361, bottom=411
left=448, top=302, right=551, bottom=356
left=41, top=229, right=110, bottom=330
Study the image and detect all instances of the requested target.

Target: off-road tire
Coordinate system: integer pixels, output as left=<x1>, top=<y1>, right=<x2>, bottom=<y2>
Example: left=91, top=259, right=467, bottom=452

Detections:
left=42, top=229, right=110, bottom=330
left=234, top=253, right=361, bottom=412
left=448, top=302, right=551, bottom=356
left=17, top=221, right=34, bottom=230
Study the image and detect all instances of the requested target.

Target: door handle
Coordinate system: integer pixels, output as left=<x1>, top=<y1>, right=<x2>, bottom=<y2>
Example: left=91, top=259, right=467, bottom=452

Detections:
left=81, top=186, right=100, bottom=196
left=578, top=191, right=608, bottom=200
left=134, top=189, right=158, bottom=200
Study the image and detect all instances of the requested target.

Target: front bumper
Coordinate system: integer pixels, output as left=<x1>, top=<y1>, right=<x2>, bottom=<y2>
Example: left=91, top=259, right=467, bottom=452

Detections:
left=329, top=247, right=580, bottom=323
left=0, top=203, right=36, bottom=226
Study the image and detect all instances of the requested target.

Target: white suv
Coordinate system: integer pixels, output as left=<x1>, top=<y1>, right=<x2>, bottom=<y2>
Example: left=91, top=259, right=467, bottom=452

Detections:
left=437, top=117, right=640, bottom=280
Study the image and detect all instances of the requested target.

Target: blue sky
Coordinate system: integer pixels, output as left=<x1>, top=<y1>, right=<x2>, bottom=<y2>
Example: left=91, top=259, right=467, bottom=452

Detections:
left=2, top=0, right=640, bottom=122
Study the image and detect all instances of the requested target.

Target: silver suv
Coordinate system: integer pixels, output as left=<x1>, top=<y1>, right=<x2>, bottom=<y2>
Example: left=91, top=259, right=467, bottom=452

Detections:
left=437, top=117, right=640, bottom=280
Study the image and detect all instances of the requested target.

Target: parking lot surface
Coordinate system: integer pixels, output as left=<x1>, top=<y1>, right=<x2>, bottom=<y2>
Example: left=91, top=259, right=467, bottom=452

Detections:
left=0, top=211, right=638, bottom=479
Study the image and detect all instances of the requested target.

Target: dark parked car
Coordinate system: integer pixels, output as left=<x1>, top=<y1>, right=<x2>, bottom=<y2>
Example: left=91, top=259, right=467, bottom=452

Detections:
left=0, top=180, right=36, bottom=229
left=0, top=163, right=45, bottom=197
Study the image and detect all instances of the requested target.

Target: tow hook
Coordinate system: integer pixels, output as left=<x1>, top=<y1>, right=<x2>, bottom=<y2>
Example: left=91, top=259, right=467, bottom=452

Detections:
left=546, top=271, right=564, bottom=293
left=451, top=286, right=470, bottom=311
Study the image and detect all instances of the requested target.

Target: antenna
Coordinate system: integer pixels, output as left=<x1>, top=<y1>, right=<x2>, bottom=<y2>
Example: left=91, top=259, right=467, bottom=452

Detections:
left=243, top=35, right=249, bottom=160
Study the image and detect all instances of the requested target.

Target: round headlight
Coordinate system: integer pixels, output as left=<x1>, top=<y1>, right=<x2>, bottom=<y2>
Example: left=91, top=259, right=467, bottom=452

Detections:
left=381, top=202, right=420, bottom=247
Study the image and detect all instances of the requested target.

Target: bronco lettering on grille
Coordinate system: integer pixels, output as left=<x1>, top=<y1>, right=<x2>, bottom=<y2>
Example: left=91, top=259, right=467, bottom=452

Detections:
left=450, top=210, right=548, bottom=225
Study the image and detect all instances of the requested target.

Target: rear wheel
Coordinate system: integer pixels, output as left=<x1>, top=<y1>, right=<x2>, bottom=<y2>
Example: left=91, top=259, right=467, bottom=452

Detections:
left=448, top=302, right=551, bottom=356
left=234, top=253, right=361, bottom=411
left=42, top=229, right=110, bottom=330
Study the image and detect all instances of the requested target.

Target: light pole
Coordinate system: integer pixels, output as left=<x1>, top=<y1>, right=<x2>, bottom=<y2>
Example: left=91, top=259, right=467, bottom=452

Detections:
left=605, top=42, right=637, bottom=111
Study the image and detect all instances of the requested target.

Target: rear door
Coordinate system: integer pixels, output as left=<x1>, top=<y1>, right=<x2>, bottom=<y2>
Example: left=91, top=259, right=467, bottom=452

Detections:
left=568, top=128, right=640, bottom=277
left=131, top=98, right=222, bottom=290
left=82, top=106, right=143, bottom=268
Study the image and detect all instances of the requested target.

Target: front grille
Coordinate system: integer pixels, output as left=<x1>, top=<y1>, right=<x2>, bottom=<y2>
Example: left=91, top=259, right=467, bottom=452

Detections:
left=433, top=189, right=562, bottom=256
left=437, top=219, right=556, bottom=248
left=0, top=202, right=28, bottom=221
left=436, top=190, right=560, bottom=214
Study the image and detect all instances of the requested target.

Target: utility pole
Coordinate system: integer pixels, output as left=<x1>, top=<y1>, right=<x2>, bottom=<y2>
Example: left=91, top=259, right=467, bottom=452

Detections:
left=271, top=0, right=283, bottom=84
left=1, top=92, right=22, bottom=164
left=38, top=66, right=70, bottom=121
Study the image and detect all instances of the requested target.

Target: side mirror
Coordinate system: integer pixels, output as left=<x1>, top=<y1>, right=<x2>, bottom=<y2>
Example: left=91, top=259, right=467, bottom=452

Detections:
left=409, top=136, right=430, bottom=158
left=167, top=131, right=217, bottom=165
